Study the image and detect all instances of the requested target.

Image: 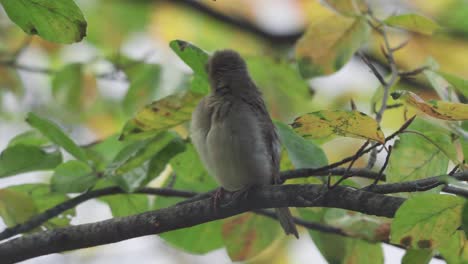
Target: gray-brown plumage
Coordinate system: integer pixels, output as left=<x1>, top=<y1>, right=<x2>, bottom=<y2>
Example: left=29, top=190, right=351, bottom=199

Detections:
left=190, top=50, right=298, bottom=238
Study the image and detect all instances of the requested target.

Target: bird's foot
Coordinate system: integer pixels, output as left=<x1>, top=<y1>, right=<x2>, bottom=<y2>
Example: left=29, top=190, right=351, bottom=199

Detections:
left=211, top=187, right=225, bottom=215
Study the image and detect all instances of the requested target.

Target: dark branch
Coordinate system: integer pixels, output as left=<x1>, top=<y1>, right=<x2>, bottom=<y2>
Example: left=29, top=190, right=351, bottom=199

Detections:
left=0, top=184, right=404, bottom=263
left=0, top=187, right=196, bottom=241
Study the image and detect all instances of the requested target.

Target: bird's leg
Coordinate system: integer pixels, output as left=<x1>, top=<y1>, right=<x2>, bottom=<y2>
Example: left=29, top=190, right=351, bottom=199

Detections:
left=212, top=187, right=224, bottom=214
left=221, top=184, right=259, bottom=208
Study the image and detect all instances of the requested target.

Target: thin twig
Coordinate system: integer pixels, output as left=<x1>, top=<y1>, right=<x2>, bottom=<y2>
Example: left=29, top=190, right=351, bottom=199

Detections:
left=359, top=52, right=386, bottom=86
left=372, top=145, right=392, bottom=186
left=365, top=10, right=401, bottom=170
left=399, top=66, right=430, bottom=77
left=329, top=141, right=370, bottom=188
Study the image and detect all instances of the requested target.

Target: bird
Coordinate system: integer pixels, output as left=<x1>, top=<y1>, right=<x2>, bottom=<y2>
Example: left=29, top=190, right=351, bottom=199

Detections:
left=190, top=49, right=299, bottom=238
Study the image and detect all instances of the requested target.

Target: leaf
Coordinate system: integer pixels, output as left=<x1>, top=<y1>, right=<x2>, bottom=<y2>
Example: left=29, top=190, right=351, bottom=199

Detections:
left=51, top=160, right=96, bottom=193
left=296, top=14, right=370, bottom=78
left=438, top=231, right=468, bottom=264
left=26, top=112, right=88, bottom=162
left=291, top=110, right=385, bottom=143
left=275, top=121, right=328, bottom=169
left=323, top=208, right=390, bottom=242
left=122, top=62, right=161, bottom=115
left=391, top=90, right=468, bottom=121
left=402, top=249, right=433, bottom=264
left=86, top=135, right=129, bottom=171
left=321, top=0, right=368, bottom=16
left=7, top=130, right=49, bottom=147
left=246, top=56, right=312, bottom=119
left=0, top=145, right=62, bottom=178
left=145, top=139, right=186, bottom=185
left=462, top=122, right=468, bottom=162
left=108, top=132, right=177, bottom=192
left=119, top=90, right=204, bottom=141
left=300, top=208, right=384, bottom=264
left=52, top=63, right=83, bottom=111
left=423, top=65, right=450, bottom=101
left=391, top=193, right=464, bottom=249
left=222, top=212, right=283, bottom=261
left=463, top=202, right=468, bottom=238
left=154, top=144, right=223, bottom=254
left=386, top=118, right=454, bottom=183
left=8, top=184, right=76, bottom=227
left=0, top=189, right=37, bottom=227
left=437, top=71, right=468, bottom=98
left=99, top=194, right=149, bottom=217
left=384, top=14, right=441, bottom=35
left=0, top=0, right=87, bottom=43
left=169, top=39, right=210, bottom=78
left=0, top=67, right=23, bottom=96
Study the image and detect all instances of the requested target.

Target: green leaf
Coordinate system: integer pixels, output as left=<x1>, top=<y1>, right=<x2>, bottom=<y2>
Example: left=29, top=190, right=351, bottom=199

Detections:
left=145, top=139, right=186, bottom=186
left=107, top=132, right=177, bottom=192
left=26, top=112, right=88, bottom=162
left=169, top=39, right=210, bottom=78
left=323, top=208, right=390, bottom=242
left=384, top=14, right=441, bottom=35
left=438, top=231, right=468, bottom=264
left=437, top=71, right=468, bottom=98
left=402, top=249, right=433, bottom=264
left=99, top=193, right=149, bottom=217
left=291, top=110, right=385, bottom=143
left=296, top=15, right=370, bottom=78
left=222, top=212, right=283, bottom=261
left=8, top=184, right=76, bottom=227
left=246, top=56, right=312, bottom=118
left=0, top=0, right=87, bottom=43
left=462, top=202, right=468, bottom=238
left=168, top=144, right=217, bottom=192
left=0, top=145, right=62, bottom=178
left=0, top=188, right=37, bottom=227
left=52, top=63, right=83, bottom=111
left=122, top=62, right=161, bottom=115
left=300, top=208, right=383, bottom=264
left=51, top=160, right=96, bottom=193
left=7, top=130, right=49, bottom=147
left=85, top=135, right=129, bottom=171
left=391, top=193, right=464, bottom=249
left=462, top=122, right=468, bottom=163
left=119, top=90, right=204, bottom=141
left=154, top=144, right=222, bottom=254
left=275, top=121, right=328, bottom=169
left=386, top=118, right=454, bottom=183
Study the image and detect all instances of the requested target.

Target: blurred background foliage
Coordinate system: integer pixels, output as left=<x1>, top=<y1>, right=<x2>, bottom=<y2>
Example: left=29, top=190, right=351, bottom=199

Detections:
left=0, top=0, right=467, bottom=263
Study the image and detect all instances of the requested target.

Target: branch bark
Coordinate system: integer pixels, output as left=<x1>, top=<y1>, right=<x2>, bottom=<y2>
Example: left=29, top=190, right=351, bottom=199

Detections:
left=0, top=184, right=404, bottom=263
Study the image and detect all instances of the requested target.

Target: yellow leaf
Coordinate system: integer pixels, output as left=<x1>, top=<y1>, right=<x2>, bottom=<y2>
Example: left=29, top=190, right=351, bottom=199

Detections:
left=322, top=0, right=368, bottom=16
left=295, top=14, right=370, bottom=78
left=391, top=91, right=468, bottom=121
left=291, top=110, right=385, bottom=143
left=119, top=91, right=204, bottom=140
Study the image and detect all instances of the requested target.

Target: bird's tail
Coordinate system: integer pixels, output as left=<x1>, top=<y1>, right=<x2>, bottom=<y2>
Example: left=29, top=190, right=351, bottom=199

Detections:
left=275, top=207, right=299, bottom=238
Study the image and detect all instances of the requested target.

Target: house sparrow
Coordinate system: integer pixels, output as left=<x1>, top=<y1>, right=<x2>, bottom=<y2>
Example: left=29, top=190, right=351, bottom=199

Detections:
left=190, top=50, right=298, bottom=238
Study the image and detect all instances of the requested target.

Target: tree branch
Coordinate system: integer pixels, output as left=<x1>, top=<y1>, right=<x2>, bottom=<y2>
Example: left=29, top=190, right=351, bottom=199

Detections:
left=0, top=187, right=196, bottom=241
left=0, top=184, right=404, bottom=263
